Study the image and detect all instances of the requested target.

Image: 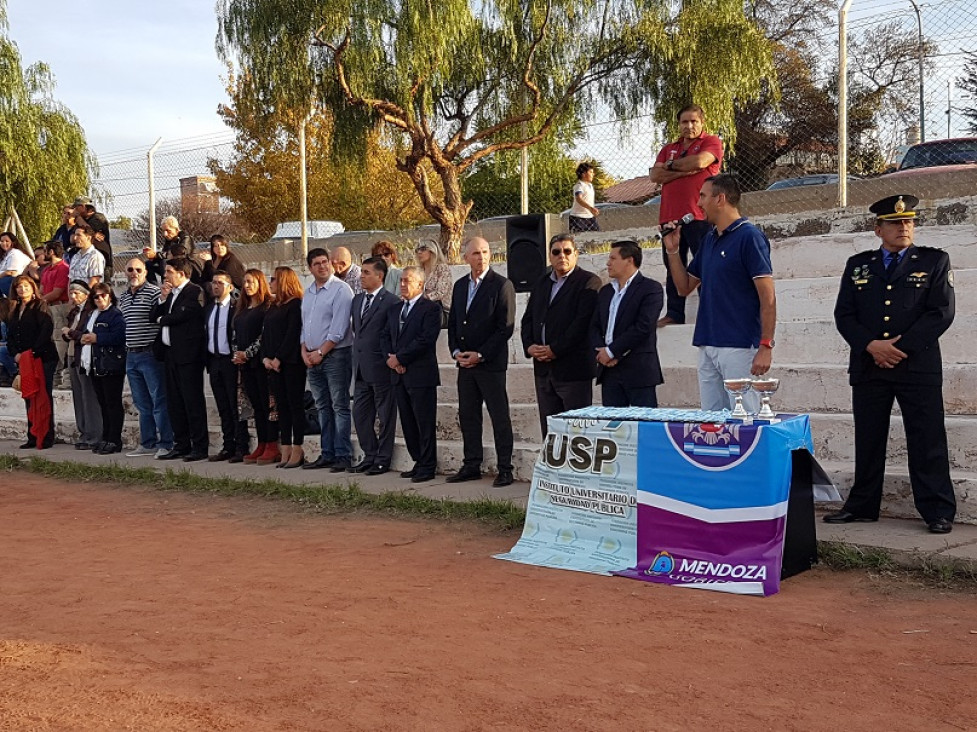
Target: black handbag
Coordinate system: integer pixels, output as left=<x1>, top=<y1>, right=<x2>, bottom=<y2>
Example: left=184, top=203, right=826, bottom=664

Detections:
left=93, top=345, right=126, bottom=377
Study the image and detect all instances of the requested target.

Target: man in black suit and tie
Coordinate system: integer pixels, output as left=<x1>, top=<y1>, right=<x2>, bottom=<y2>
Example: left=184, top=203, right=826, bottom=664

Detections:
left=152, top=258, right=209, bottom=461
left=205, top=272, right=250, bottom=462
left=382, top=266, right=443, bottom=483
left=350, top=257, right=400, bottom=475
left=591, top=240, right=664, bottom=407
left=446, top=237, right=516, bottom=487
left=521, top=233, right=601, bottom=437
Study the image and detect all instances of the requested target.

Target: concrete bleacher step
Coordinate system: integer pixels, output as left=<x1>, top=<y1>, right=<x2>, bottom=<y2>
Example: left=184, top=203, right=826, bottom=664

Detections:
left=808, top=412, right=977, bottom=472
left=816, top=460, right=977, bottom=525
left=656, top=319, right=977, bottom=367
left=768, top=227, right=977, bottom=279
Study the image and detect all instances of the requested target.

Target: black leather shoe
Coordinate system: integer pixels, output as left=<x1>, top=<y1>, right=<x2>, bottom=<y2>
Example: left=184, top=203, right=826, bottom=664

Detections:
left=302, top=456, right=334, bottom=470
left=446, top=468, right=481, bottom=483
left=74, top=442, right=91, bottom=450
left=91, top=442, right=105, bottom=453
left=97, top=442, right=121, bottom=455
left=157, top=449, right=188, bottom=460
left=493, top=470, right=514, bottom=488
left=928, top=518, right=953, bottom=534
left=228, top=453, right=245, bottom=464
left=366, top=464, right=389, bottom=476
left=411, top=472, right=435, bottom=483
left=183, top=452, right=208, bottom=462
left=822, top=510, right=878, bottom=524
left=400, top=467, right=417, bottom=479
left=208, top=450, right=233, bottom=462
left=18, top=441, right=36, bottom=450
left=330, top=458, right=351, bottom=473
left=349, top=461, right=373, bottom=474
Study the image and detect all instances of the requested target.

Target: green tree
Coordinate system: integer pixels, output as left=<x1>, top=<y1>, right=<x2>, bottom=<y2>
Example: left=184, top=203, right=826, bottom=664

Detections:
left=0, top=2, right=93, bottom=243
left=217, top=0, right=773, bottom=258
left=209, top=72, right=432, bottom=239
left=956, top=51, right=977, bottom=134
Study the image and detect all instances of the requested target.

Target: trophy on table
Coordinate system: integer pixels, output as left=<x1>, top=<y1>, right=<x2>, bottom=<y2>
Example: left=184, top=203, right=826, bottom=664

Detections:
left=751, top=377, right=781, bottom=422
left=723, top=378, right=754, bottom=421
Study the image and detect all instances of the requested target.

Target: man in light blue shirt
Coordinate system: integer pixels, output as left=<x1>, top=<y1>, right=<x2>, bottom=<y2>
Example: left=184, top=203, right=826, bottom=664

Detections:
left=300, top=247, right=355, bottom=471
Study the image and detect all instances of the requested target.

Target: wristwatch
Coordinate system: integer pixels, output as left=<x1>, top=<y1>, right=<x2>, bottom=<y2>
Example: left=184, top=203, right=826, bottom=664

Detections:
left=759, top=338, right=775, bottom=349
left=666, top=158, right=675, bottom=171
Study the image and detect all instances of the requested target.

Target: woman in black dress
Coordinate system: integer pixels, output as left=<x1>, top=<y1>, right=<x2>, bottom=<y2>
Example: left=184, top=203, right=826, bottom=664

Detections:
left=261, top=266, right=306, bottom=468
left=7, top=275, right=57, bottom=448
left=232, top=268, right=277, bottom=464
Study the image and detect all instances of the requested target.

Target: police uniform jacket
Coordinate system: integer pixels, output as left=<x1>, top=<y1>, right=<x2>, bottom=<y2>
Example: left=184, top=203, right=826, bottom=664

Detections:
left=834, top=244, right=954, bottom=386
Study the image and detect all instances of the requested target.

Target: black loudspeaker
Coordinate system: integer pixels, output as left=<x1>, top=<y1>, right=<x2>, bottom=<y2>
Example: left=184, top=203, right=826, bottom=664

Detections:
left=506, top=214, right=559, bottom=292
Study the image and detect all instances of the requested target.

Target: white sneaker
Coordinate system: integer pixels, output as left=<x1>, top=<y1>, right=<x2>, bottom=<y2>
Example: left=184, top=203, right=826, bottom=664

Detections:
left=127, top=446, right=157, bottom=457
left=155, top=448, right=171, bottom=458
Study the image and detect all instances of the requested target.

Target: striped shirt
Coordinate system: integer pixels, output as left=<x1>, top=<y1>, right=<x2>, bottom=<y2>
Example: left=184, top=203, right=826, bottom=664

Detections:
left=119, top=282, right=162, bottom=348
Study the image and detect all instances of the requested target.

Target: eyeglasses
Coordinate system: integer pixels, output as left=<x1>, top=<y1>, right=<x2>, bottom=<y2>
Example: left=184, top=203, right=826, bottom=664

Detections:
left=94, top=293, right=111, bottom=300
left=551, top=248, right=575, bottom=256
left=126, top=267, right=144, bottom=273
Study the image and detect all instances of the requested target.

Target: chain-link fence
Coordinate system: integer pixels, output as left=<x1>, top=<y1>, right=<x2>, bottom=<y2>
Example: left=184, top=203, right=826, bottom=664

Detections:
left=90, top=0, right=977, bottom=278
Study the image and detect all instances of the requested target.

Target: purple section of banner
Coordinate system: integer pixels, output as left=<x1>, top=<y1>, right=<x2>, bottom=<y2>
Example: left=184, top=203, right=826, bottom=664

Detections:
left=615, top=504, right=786, bottom=596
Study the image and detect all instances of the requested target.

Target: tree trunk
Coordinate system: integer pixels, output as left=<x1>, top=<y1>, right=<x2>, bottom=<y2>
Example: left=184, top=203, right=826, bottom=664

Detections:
left=400, top=150, right=471, bottom=263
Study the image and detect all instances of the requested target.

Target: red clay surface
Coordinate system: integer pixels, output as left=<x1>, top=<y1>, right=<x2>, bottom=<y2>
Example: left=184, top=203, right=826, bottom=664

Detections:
left=2, top=474, right=976, bottom=731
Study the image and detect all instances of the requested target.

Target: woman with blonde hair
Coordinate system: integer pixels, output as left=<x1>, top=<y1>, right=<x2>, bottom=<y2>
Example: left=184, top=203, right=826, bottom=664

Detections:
left=371, top=240, right=402, bottom=295
left=260, top=267, right=306, bottom=468
left=414, top=239, right=452, bottom=320
left=233, top=269, right=278, bottom=464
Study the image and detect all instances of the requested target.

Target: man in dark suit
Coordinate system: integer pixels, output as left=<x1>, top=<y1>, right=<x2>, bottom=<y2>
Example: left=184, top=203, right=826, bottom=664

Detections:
left=204, top=272, right=249, bottom=462
left=152, top=258, right=209, bottom=461
left=349, top=257, right=400, bottom=475
left=826, top=194, right=956, bottom=534
left=590, top=240, right=664, bottom=407
left=521, top=233, right=601, bottom=437
left=446, top=237, right=516, bottom=487
left=382, top=266, right=443, bottom=483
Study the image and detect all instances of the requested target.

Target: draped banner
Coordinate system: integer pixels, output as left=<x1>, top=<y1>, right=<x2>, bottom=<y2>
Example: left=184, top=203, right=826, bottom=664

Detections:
left=494, top=416, right=639, bottom=574
left=615, top=416, right=813, bottom=596
left=497, top=411, right=818, bottom=596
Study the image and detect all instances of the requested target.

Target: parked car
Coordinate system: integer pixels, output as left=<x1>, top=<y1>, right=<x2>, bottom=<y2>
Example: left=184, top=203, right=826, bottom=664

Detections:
left=765, top=174, right=859, bottom=190
left=271, top=220, right=345, bottom=240
left=558, top=202, right=633, bottom=219
left=884, top=137, right=977, bottom=178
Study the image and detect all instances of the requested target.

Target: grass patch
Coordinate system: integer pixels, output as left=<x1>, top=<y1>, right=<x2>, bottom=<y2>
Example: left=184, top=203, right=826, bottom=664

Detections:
left=818, top=540, right=977, bottom=590
left=0, top=454, right=526, bottom=532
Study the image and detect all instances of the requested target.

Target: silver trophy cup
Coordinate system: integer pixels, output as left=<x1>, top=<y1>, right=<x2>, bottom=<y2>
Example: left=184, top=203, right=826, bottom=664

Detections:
left=751, top=377, right=781, bottom=421
left=723, top=378, right=754, bottom=419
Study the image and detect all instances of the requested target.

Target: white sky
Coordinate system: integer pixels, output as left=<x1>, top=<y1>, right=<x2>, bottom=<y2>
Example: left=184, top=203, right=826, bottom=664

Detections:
left=6, top=0, right=230, bottom=156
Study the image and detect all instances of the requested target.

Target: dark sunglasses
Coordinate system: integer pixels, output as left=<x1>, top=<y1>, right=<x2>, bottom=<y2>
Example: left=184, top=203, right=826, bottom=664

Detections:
left=551, top=247, right=574, bottom=256
left=94, top=293, right=111, bottom=300
left=126, top=267, right=144, bottom=272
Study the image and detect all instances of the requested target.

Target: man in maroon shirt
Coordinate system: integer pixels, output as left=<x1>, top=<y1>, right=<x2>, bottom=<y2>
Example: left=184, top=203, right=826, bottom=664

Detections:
left=650, top=104, right=723, bottom=327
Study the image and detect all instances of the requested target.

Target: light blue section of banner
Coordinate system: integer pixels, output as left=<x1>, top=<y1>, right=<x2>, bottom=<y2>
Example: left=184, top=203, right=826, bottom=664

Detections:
left=636, top=416, right=811, bottom=511
left=495, top=417, right=638, bottom=575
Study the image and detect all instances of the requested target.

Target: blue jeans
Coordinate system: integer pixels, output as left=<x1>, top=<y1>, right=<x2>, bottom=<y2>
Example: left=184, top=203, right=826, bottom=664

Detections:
left=0, top=275, right=13, bottom=297
left=126, top=350, right=174, bottom=450
left=307, top=347, right=352, bottom=460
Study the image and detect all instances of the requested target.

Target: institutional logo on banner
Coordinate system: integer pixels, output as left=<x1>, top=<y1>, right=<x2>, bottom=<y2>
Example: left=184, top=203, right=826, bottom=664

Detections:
left=495, top=417, right=638, bottom=575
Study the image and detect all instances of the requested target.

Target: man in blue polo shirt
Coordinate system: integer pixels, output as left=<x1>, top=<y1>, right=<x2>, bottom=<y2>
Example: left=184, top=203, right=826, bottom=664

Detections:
left=662, top=173, right=776, bottom=413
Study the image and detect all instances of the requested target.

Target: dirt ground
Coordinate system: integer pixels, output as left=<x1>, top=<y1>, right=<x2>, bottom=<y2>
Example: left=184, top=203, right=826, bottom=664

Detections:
left=1, top=474, right=976, bottom=732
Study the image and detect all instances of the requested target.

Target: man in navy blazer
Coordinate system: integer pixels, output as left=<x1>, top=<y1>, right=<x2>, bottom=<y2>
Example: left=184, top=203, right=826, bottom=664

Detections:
left=590, top=240, right=664, bottom=407
left=382, top=266, right=443, bottom=482
left=521, top=233, right=601, bottom=437
left=350, top=257, right=400, bottom=475
left=151, top=258, right=209, bottom=461
left=204, top=272, right=249, bottom=462
left=446, top=237, right=516, bottom=487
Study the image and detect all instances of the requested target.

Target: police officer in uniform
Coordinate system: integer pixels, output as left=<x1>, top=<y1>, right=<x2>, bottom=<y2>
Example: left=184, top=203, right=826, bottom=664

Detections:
left=825, top=194, right=956, bottom=533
